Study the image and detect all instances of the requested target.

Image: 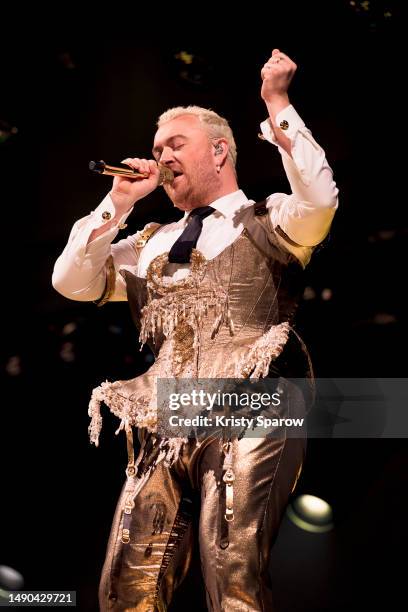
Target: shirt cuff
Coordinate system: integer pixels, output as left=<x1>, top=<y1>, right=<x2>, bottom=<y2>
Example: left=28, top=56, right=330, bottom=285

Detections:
left=87, top=193, right=133, bottom=230
left=69, top=194, right=134, bottom=261
left=259, top=104, right=306, bottom=144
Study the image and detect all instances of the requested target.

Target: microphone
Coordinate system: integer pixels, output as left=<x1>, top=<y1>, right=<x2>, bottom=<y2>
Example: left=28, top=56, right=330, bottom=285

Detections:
left=89, top=160, right=174, bottom=185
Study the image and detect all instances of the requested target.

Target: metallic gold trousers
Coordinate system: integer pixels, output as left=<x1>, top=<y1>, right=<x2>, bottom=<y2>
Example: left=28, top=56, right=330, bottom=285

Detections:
left=98, top=427, right=306, bottom=612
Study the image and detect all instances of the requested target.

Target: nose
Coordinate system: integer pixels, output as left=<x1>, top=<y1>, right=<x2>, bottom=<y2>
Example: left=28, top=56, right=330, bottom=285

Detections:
left=159, top=146, right=175, bottom=165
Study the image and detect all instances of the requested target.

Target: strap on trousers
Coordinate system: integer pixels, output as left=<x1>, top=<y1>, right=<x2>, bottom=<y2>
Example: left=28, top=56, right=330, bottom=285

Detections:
left=99, top=394, right=306, bottom=611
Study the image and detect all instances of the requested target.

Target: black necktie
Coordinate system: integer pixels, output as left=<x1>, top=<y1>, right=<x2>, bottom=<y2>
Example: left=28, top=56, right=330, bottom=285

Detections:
left=168, top=206, right=215, bottom=263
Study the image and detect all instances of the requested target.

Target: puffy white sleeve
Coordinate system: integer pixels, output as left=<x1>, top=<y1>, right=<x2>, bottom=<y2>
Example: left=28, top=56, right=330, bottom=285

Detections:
left=52, top=194, right=140, bottom=302
left=260, top=104, right=339, bottom=249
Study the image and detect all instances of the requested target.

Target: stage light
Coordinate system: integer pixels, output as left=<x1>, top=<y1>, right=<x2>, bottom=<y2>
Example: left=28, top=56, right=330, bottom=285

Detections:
left=321, top=288, right=333, bottom=301
left=0, top=120, right=18, bottom=144
left=59, top=341, right=75, bottom=363
left=5, top=355, right=22, bottom=376
left=286, top=494, right=334, bottom=533
left=62, top=322, right=77, bottom=336
left=372, top=312, right=397, bottom=325
left=0, top=565, right=24, bottom=602
left=174, top=51, right=194, bottom=65
left=303, top=286, right=316, bottom=300
left=58, top=52, right=76, bottom=70
left=172, top=50, right=213, bottom=87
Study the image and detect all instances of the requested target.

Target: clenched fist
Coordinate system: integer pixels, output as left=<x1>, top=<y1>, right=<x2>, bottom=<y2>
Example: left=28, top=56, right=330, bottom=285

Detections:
left=261, top=48, right=297, bottom=103
left=110, top=158, right=161, bottom=215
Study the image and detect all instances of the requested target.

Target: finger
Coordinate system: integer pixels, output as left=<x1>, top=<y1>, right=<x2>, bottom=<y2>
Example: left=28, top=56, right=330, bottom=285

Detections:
left=266, top=49, right=281, bottom=64
left=275, top=51, right=294, bottom=65
left=265, top=60, right=283, bottom=70
left=121, top=157, right=141, bottom=167
left=261, top=64, right=274, bottom=77
left=264, top=59, right=279, bottom=69
left=266, top=55, right=291, bottom=69
left=121, top=158, right=149, bottom=175
left=138, top=158, right=151, bottom=174
left=148, top=159, right=160, bottom=173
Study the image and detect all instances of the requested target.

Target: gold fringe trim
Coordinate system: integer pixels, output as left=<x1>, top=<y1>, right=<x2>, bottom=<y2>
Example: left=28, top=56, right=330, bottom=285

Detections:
left=158, top=438, right=187, bottom=467
left=88, top=382, right=187, bottom=466
left=235, top=321, right=290, bottom=379
left=139, top=288, right=234, bottom=347
left=88, top=381, right=155, bottom=446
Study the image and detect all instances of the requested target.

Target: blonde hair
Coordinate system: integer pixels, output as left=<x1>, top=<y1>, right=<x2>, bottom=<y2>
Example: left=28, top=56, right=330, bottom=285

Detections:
left=157, top=105, right=237, bottom=169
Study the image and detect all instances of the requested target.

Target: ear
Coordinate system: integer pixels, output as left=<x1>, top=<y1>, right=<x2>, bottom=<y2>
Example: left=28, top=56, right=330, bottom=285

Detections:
left=212, top=138, right=229, bottom=167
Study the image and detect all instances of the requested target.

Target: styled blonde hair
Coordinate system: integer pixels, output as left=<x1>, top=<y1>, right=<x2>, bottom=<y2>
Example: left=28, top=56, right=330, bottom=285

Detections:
left=157, top=105, right=237, bottom=169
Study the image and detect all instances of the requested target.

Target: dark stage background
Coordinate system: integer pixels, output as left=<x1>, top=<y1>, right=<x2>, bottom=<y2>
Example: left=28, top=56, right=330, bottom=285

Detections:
left=0, top=2, right=406, bottom=610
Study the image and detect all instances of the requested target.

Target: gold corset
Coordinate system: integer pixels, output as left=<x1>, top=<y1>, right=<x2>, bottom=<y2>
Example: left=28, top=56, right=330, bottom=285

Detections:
left=88, top=216, right=308, bottom=449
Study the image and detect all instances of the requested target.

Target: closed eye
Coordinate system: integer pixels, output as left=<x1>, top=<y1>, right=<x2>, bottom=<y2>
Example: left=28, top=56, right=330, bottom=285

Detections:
left=152, top=144, right=184, bottom=161
left=152, top=136, right=188, bottom=160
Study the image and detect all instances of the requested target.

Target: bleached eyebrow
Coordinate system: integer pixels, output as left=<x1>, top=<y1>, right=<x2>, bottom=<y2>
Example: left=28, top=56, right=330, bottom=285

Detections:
left=152, top=134, right=188, bottom=156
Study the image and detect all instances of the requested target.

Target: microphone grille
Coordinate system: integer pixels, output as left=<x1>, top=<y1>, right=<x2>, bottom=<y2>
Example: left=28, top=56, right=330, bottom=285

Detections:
left=158, top=165, right=174, bottom=184
left=89, top=160, right=106, bottom=173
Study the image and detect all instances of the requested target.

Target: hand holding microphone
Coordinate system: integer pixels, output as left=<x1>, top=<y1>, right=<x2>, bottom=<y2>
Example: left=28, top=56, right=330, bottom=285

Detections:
left=89, top=158, right=174, bottom=215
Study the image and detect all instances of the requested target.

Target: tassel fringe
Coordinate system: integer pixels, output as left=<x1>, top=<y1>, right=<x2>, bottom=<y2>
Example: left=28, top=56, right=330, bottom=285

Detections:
left=235, top=321, right=290, bottom=379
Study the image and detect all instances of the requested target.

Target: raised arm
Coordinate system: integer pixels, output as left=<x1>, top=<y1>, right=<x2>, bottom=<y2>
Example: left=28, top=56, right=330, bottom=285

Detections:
left=260, top=49, right=339, bottom=250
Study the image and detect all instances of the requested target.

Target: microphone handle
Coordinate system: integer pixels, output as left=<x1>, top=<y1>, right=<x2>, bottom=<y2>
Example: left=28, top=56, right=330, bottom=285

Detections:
left=89, top=160, right=173, bottom=185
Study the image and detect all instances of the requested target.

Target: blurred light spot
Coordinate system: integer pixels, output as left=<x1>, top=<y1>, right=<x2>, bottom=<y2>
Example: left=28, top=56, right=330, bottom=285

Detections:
left=368, top=228, right=396, bottom=242
left=172, top=50, right=213, bottom=86
left=0, top=564, right=24, bottom=590
left=62, top=322, right=77, bottom=336
left=60, top=342, right=75, bottom=362
left=0, top=120, right=18, bottom=144
left=58, top=52, right=76, bottom=69
left=321, top=288, right=333, bottom=301
left=372, top=312, right=397, bottom=325
left=303, top=286, right=316, bottom=300
left=378, top=229, right=396, bottom=241
left=174, top=51, right=194, bottom=65
left=108, top=325, right=123, bottom=335
left=144, top=353, right=154, bottom=364
left=287, top=494, right=334, bottom=533
left=5, top=355, right=22, bottom=376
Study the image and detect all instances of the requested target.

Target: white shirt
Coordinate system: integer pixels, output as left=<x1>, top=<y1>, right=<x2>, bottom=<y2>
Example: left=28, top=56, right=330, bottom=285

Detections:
left=52, top=105, right=339, bottom=302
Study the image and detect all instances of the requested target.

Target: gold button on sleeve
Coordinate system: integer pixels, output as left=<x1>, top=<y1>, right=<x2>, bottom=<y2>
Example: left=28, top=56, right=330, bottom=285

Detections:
left=279, top=120, right=289, bottom=130
left=102, top=211, right=112, bottom=221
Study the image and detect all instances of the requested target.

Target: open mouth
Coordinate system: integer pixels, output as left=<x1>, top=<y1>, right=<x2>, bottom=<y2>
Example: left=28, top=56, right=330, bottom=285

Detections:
left=171, top=170, right=184, bottom=185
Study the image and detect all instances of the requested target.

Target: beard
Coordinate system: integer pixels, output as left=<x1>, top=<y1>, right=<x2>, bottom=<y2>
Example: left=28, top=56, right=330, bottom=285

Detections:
left=164, top=156, right=219, bottom=211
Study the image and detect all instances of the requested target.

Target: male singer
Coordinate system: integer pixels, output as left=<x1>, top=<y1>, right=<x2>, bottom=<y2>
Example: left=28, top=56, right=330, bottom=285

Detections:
left=53, top=49, right=338, bottom=611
